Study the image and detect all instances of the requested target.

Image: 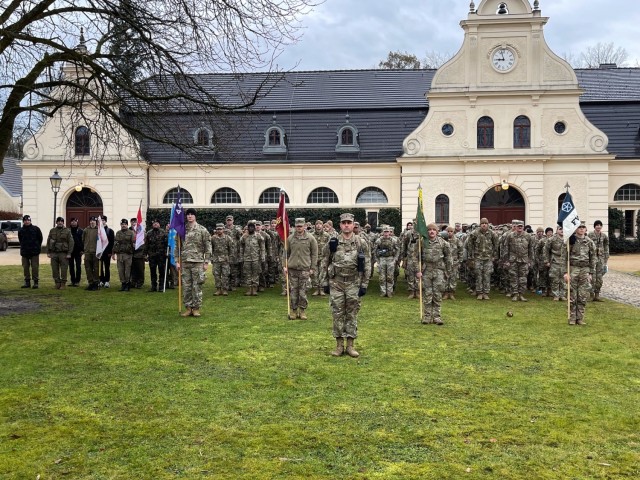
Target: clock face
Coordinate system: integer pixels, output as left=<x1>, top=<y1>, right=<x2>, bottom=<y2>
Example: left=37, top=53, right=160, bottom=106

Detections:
left=491, top=48, right=516, bottom=72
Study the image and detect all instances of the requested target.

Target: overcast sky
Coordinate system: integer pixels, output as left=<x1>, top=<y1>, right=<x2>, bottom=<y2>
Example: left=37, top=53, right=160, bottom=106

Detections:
left=274, top=0, right=640, bottom=71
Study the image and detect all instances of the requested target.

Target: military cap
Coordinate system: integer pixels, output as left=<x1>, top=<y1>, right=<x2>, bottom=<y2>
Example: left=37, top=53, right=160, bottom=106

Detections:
left=185, top=208, right=197, bottom=216
left=513, top=220, right=524, bottom=226
left=23, top=214, right=31, bottom=221
left=226, top=215, right=233, bottom=220
left=535, top=227, right=543, bottom=232
left=295, top=218, right=305, bottom=226
left=480, top=218, right=489, bottom=224
left=446, top=226, right=454, bottom=232
left=215, top=223, right=224, bottom=229
left=151, top=218, right=161, bottom=225
left=578, top=221, right=587, bottom=227
left=247, top=219, right=256, bottom=225
left=339, top=213, right=355, bottom=222
left=120, top=218, right=129, bottom=225
left=89, top=216, right=97, bottom=222
left=254, top=220, right=262, bottom=226
left=427, top=223, right=438, bottom=230
left=354, top=221, right=360, bottom=227
left=315, top=219, right=324, bottom=225
left=56, top=216, right=64, bottom=223
left=383, top=226, right=392, bottom=233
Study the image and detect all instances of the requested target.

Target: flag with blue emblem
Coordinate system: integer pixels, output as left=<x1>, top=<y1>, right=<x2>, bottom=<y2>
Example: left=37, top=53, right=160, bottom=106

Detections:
left=557, top=189, right=580, bottom=239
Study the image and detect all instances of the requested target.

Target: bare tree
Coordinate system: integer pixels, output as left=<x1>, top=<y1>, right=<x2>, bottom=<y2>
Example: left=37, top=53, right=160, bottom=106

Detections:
left=378, top=51, right=422, bottom=70
left=0, top=0, right=321, bottom=174
left=563, top=42, right=629, bottom=68
left=422, top=49, right=452, bottom=69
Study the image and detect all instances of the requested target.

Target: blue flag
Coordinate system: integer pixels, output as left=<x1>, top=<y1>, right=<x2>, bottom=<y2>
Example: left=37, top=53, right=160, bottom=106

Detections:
left=557, top=190, right=580, bottom=239
left=169, top=186, right=185, bottom=239
left=168, top=204, right=177, bottom=267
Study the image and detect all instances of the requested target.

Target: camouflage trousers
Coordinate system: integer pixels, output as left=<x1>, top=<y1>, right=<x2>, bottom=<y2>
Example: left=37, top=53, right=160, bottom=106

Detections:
left=229, top=262, right=242, bottom=288
left=445, top=262, right=459, bottom=293
left=269, top=256, right=281, bottom=286
left=213, top=261, right=230, bottom=291
left=116, top=253, right=132, bottom=284
left=421, top=267, right=445, bottom=322
left=592, top=260, right=605, bottom=294
left=182, top=262, right=206, bottom=308
left=378, top=257, right=395, bottom=295
left=474, top=259, right=493, bottom=294
left=404, top=258, right=419, bottom=293
left=509, top=262, right=529, bottom=296
left=288, top=269, right=310, bottom=311
left=259, top=260, right=269, bottom=287
left=84, top=253, right=99, bottom=284
left=549, top=262, right=566, bottom=298
left=243, top=260, right=261, bottom=288
left=311, top=260, right=323, bottom=288
left=50, top=253, right=69, bottom=284
left=329, top=277, right=361, bottom=339
left=569, top=266, right=591, bottom=323
left=537, top=265, right=550, bottom=292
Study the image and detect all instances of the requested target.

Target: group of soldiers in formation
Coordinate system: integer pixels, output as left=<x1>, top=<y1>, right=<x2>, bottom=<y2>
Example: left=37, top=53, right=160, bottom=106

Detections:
left=17, top=208, right=609, bottom=355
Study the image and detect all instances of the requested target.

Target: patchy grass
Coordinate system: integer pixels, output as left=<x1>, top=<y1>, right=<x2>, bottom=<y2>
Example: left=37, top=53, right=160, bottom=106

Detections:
left=1, top=265, right=639, bottom=479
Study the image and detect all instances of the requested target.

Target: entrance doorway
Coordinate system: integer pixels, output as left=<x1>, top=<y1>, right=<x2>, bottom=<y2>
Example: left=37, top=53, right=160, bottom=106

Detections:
left=480, top=186, right=526, bottom=225
left=66, top=188, right=103, bottom=227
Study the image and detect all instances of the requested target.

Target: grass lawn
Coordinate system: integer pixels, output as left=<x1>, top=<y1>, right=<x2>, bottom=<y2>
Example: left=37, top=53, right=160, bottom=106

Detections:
left=1, top=265, right=639, bottom=479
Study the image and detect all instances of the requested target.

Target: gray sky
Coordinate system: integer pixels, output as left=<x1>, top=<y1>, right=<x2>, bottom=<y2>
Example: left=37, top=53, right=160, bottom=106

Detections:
left=275, top=0, right=640, bottom=71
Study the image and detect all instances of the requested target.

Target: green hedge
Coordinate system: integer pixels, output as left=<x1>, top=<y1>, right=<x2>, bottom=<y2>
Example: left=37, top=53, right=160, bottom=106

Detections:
left=608, top=207, right=640, bottom=253
left=147, top=207, right=402, bottom=233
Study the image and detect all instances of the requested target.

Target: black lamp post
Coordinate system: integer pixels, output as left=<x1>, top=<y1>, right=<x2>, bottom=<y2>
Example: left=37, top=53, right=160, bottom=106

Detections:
left=50, top=170, right=62, bottom=226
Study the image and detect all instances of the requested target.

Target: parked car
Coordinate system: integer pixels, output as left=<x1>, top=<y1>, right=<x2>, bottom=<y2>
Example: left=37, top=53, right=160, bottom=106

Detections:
left=0, top=220, right=22, bottom=246
left=0, top=231, right=7, bottom=251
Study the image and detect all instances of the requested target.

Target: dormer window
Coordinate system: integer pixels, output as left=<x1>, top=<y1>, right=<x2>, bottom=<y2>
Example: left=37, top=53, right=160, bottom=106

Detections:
left=263, top=115, right=287, bottom=154
left=194, top=127, right=213, bottom=147
left=336, top=114, right=360, bottom=153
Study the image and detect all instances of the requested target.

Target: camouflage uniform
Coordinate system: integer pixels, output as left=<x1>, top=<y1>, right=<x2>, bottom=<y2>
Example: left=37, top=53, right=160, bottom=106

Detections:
left=544, top=233, right=567, bottom=300
left=535, top=234, right=550, bottom=295
left=503, top=225, right=534, bottom=300
left=466, top=226, right=498, bottom=297
left=285, top=225, right=318, bottom=317
left=181, top=222, right=212, bottom=310
left=81, top=224, right=100, bottom=288
left=211, top=230, right=233, bottom=293
left=419, top=234, right=452, bottom=324
left=444, top=232, right=463, bottom=297
left=113, top=227, right=135, bottom=287
left=241, top=229, right=265, bottom=293
left=144, top=227, right=167, bottom=291
left=374, top=231, right=399, bottom=297
left=47, top=224, right=74, bottom=287
left=400, top=230, right=421, bottom=298
left=587, top=230, right=609, bottom=299
left=256, top=223, right=271, bottom=291
left=562, top=231, right=596, bottom=324
left=224, top=224, right=243, bottom=289
left=311, top=226, right=331, bottom=294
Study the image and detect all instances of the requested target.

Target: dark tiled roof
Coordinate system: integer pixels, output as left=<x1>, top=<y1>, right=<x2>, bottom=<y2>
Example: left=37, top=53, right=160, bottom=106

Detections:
left=582, top=104, right=640, bottom=159
left=576, top=68, right=640, bottom=102
left=0, top=156, right=22, bottom=196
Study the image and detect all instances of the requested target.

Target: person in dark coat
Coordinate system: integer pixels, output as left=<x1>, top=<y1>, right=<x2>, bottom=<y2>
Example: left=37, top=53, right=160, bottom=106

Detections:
left=69, top=218, right=84, bottom=286
left=18, top=214, right=43, bottom=289
left=98, top=215, right=115, bottom=288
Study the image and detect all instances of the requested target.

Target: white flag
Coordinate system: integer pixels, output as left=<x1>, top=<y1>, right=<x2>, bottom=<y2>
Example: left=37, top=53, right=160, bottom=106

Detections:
left=96, top=216, right=109, bottom=259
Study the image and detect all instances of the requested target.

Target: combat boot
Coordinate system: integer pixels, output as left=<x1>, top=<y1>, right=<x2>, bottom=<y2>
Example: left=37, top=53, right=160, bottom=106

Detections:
left=477, top=294, right=483, bottom=300
left=576, top=319, right=587, bottom=325
left=59, top=283, right=66, bottom=290
left=346, top=338, right=360, bottom=358
left=245, top=288, right=252, bottom=296
left=519, top=295, right=528, bottom=302
left=222, top=290, right=228, bottom=296
left=288, top=308, right=298, bottom=320
left=312, top=287, right=320, bottom=296
left=251, top=287, right=258, bottom=296
left=553, top=296, right=559, bottom=301
left=32, top=281, right=39, bottom=289
left=299, top=309, right=307, bottom=320
left=331, top=338, right=344, bottom=357
left=180, top=307, right=193, bottom=317
left=191, top=308, right=201, bottom=317
left=407, top=291, right=415, bottom=299
left=214, top=288, right=222, bottom=296
left=21, top=280, right=31, bottom=288
left=149, top=284, right=157, bottom=292
left=124, top=282, right=131, bottom=292
left=593, top=293, right=604, bottom=302
left=120, top=283, right=127, bottom=291
left=512, top=295, right=519, bottom=302
left=450, top=294, right=457, bottom=301
left=443, top=292, right=449, bottom=300
left=319, top=287, right=326, bottom=296
left=55, top=282, right=61, bottom=289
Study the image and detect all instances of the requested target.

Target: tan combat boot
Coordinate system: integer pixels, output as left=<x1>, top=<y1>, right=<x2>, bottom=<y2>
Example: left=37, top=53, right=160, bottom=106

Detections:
left=299, top=309, right=307, bottom=320
left=252, top=286, right=258, bottom=296
left=214, top=288, right=222, bottom=296
left=180, top=307, right=193, bottom=317
left=519, top=295, right=528, bottom=302
left=449, top=294, right=456, bottom=301
left=59, top=283, right=66, bottom=290
left=222, top=290, right=228, bottom=296
left=331, top=338, right=344, bottom=357
left=477, top=294, right=484, bottom=300
left=443, top=292, right=449, bottom=300
left=407, top=291, right=415, bottom=299
left=245, top=288, right=252, bottom=296
left=346, top=338, right=360, bottom=358
left=312, top=287, right=320, bottom=296
left=288, top=308, right=298, bottom=320
left=191, top=308, right=201, bottom=317
left=593, top=293, right=604, bottom=302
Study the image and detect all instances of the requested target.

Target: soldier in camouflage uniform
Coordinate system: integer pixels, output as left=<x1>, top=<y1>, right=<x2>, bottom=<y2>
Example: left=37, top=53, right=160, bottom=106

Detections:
left=544, top=225, right=566, bottom=301
left=417, top=223, right=452, bottom=325
left=178, top=208, right=212, bottom=317
left=400, top=222, right=421, bottom=299
left=143, top=219, right=167, bottom=292
left=444, top=226, right=463, bottom=300
left=563, top=221, right=596, bottom=325
left=535, top=227, right=553, bottom=296
left=255, top=221, right=271, bottom=291
left=265, top=220, right=281, bottom=287
left=321, top=213, right=371, bottom=358
left=211, top=223, right=233, bottom=296
left=311, top=220, right=331, bottom=296
left=113, top=219, right=135, bottom=291
left=284, top=218, right=318, bottom=319
left=46, top=216, right=74, bottom=289
left=503, top=220, right=534, bottom=302
left=466, top=218, right=498, bottom=300
left=374, top=226, right=399, bottom=297
left=241, top=220, right=266, bottom=296
left=588, top=220, right=609, bottom=302
left=531, top=227, right=545, bottom=293
left=224, top=215, right=243, bottom=290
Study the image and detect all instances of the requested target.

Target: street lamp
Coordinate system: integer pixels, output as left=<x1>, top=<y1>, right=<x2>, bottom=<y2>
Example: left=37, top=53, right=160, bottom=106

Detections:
left=50, top=170, right=62, bottom=226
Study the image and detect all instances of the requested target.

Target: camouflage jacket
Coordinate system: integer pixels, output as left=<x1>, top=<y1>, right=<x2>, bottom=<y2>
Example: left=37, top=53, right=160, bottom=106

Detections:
left=446, top=235, right=464, bottom=264
left=81, top=226, right=98, bottom=254
left=374, top=236, right=399, bottom=262
left=503, top=231, right=534, bottom=263
left=312, top=230, right=331, bottom=256
left=47, top=226, right=74, bottom=254
left=181, top=222, right=212, bottom=263
left=144, top=228, right=167, bottom=258
left=241, top=232, right=265, bottom=262
left=466, top=228, right=498, bottom=261
left=544, top=234, right=565, bottom=265
left=224, top=225, right=242, bottom=263
left=211, top=233, right=233, bottom=263
left=400, top=230, right=421, bottom=262
left=420, top=235, right=452, bottom=273
left=562, top=236, right=596, bottom=275
left=588, top=232, right=609, bottom=262
left=321, top=233, right=371, bottom=288
left=113, top=228, right=135, bottom=255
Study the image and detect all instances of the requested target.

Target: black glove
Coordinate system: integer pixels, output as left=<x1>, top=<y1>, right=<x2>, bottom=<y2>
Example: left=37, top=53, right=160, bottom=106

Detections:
left=323, top=285, right=330, bottom=294
left=358, top=287, right=367, bottom=297
left=329, top=237, right=338, bottom=253
left=569, top=234, right=577, bottom=245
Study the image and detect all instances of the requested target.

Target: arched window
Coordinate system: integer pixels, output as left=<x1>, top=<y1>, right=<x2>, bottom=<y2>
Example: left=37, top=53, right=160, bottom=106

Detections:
left=614, top=184, right=640, bottom=201
left=163, top=187, right=194, bottom=204
left=259, top=187, right=289, bottom=204
left=268, top=128, right=281, bottom=146
left=477, top=116, right=494, bottom=149
left=75, top=126, right=90, bottom=155
left=341, top=128, right=354, bottom=145
left=435, top=194, right=449, bottom=224
left=336, top=122, right=360, bottom=152
left=211, top=188, right=241, bottom=204
left=307, top=187, right=338, bottom=204
left=356, top=187, right=388, bottom=204
left=263, top=125, right=287, bottom=154
left=513, top=115, right=531, bottom=148
left=195, top=128, right=211, bottom=147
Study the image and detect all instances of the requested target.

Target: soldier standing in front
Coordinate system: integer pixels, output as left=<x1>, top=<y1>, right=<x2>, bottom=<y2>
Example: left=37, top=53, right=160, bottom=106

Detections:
left=113, top=219, right=135, bottom=291
left=321, top=213, right=371, bottom=358
left=563, top=221, right=596, bottom=325
left=284, top=218, right=318, bottom=320
left=144, top=219, right=168, bottom=292
left=374, top=226, right=398, bottom=297
left=241, top=220, right=266, bottom=296
left=417, top=223, right=452, bottom=325
left=466, top=218, right=498, bottom=300
left=588, top=220, right=609, bottom=302
left=18, top=214, right=43, bottom=289
left=211, top=223, right=233, bottom=296
left=46, top=216, right=74, bottom=289
left=178, top=208, right=212, bottom=317
left=503, top=220, right=535, bottom=302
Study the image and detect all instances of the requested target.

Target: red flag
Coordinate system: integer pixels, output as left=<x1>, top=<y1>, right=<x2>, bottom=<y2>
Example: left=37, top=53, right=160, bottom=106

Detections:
left=275, top=190, right=289, bottom=242
left=135, top=205, right=145, bottom=250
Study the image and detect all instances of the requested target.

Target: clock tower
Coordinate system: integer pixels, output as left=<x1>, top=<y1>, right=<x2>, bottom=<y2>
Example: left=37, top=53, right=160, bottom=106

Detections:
left=399, top=0, right=612, bottom=228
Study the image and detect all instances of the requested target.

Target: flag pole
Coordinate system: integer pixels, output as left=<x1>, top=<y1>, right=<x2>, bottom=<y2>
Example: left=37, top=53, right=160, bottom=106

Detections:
left=418, top=235, right=423, bottom=321
left=284, top=233, right=291, bottom=318
left=162, top=245, right=170, bottom=293
left=177, top=236, right=182, bottom=313
left=566, top=241, right=571, bottom=321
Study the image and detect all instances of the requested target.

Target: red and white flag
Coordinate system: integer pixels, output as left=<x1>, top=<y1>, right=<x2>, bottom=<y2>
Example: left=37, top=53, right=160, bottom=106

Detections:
left=134, top=206, right=145, bottom=250
left=96, top=216, right=109, bottom=259
left=275, top=190, right=289, bottom=242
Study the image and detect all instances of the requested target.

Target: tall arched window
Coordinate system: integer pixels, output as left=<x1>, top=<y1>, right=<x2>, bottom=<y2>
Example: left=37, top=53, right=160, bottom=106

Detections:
left=614, top=184, right=640, bottom=201
left=75, top=126, right=90, bottom=155
left=259, top=187, right=289, bottom=204
left=356, top=187, right=388, bottom=204
left=341, top=128, right=354, bottom=145
left=513, top=115, right=531, bottom=148
left=163, top=187, right=194, bottom=204
left=477, top=116, right=494, bottom=149
left=195, top=128, right=211, bottom=147
left=307, top=187, right=338, bottom=204
left=211, top=188, right=241, bottom=204
left=435, top=194, right=449, bottom=224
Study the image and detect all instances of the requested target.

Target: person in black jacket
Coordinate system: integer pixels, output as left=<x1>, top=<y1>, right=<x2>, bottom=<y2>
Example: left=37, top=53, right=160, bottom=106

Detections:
left=69, top=217, right=84, bottom=286
left=18, top=214, right=43, bottom=289
left=98, top=215, right=115, bottom=288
